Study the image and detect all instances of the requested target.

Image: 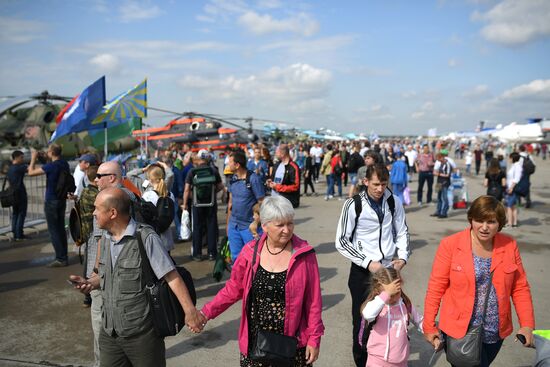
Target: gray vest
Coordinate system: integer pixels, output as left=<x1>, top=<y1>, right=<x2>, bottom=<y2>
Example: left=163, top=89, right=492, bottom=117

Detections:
left=99, top=227, right=155, bottom=337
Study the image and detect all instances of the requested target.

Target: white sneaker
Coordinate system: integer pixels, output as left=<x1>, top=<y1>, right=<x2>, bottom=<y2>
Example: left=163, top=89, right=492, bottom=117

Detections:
left=324, top=196, right=329, bottom=201
left=329, top=195, right=334, bottom=199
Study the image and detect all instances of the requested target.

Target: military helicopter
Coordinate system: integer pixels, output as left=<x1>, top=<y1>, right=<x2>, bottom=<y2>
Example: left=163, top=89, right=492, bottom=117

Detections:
left=132, top=109, right=281, bottom=151
left=0, top=91, right=140, bottom=172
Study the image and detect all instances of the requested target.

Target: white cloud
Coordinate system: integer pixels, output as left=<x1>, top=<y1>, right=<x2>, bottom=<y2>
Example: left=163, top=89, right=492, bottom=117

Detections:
left=256, top=0, right=283, bottom=9
left=259, top=35, right=354, bottom=56
left=500, top=79, right=550, bottom=100
left=237, top=11, right=319, bottom=36
left=411, top=111, right=425, bottom=119
left=178, top=63, right=331, bottom=112
left=118, top=0, right=163, bottom=23
left=439, top=113, right=456, bottom=120
left=448, top=58, right=459, bottom=67
left=89, top=54, right=121, bottom=74
left=472, top=0, right=550, bottom=46
left=402, top=90, right=418, bottom=99
left=0, top=16, right=47, bottom=43
left=462, top=84, right=491, bottom=99
left=421, top=101, right=434, bottom=111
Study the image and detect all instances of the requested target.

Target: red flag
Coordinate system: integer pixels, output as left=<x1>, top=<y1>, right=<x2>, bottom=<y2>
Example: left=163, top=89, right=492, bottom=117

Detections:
left=55, top=94, right=79, bottom=124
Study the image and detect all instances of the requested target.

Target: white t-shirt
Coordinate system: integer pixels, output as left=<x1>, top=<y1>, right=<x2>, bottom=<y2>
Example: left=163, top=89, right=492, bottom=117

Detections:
left=404, top=150, right=418, bottom=167
left=142, top=189, right=175, bottom=252
left=310, top=146, right=323, bottom=164
left=73, top=165, right=88, bottom=198
left=271, top=163, right=286, bottom=196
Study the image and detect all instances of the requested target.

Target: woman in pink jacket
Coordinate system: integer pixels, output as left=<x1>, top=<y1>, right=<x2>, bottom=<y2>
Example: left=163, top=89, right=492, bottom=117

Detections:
left=201, top=195, right=324, bottom=366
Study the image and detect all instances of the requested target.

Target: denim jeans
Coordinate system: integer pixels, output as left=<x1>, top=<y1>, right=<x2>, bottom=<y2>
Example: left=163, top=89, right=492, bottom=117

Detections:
left=326, top=174, right=335, bottom=196
left=227, top=223, right=254, bottom=261
left=334, top=174, right=343, bottom=197
left=436, top=185, right=449, bottom=216
left=417, top=171, right=433, bottom=203
left=392, top=183, right=405, bottom=203
left=12, top=193, right=27, bottom=239
left=44, top=199, right=68, bottom=262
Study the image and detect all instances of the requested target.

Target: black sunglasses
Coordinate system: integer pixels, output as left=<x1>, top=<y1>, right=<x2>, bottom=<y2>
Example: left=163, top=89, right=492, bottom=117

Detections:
left=96, top=173, right=116, bottom=179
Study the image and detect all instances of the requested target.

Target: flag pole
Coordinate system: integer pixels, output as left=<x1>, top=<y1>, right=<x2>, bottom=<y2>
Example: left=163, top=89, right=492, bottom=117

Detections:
left=104, top=121, right=108, bottom=159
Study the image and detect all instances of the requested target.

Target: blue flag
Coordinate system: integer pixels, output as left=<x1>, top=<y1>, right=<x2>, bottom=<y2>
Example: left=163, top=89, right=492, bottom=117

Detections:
left=50, top=76, right=106, bottom=142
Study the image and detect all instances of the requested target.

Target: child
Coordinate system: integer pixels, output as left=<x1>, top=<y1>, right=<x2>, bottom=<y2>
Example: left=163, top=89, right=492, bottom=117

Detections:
left=248, top=202, right=262, bottom=240
left=361, top=268, right=423, bottom=367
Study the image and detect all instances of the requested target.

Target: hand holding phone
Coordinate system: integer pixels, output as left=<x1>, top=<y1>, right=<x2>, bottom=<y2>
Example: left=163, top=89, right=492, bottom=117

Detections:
left=67, top=279, right=81, bottom=286
left=516, top=333, right=527, bottom=345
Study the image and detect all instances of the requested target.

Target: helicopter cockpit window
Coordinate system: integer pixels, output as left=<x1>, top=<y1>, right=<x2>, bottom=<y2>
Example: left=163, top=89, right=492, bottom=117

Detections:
left=43, top=110, right=55, bottom=123
left=190, top=121, right=200, bottom=131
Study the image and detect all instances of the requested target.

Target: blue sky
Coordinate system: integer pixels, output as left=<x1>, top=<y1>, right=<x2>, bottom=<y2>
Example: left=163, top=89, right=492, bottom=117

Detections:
left=1, top=0, right=549, bottom=135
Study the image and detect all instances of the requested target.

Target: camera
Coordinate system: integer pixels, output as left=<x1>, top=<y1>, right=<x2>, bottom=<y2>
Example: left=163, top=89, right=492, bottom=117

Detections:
left=36, top=151, right=48, bottom=164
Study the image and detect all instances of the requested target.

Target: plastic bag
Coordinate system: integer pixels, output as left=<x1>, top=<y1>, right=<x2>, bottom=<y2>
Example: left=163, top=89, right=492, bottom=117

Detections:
left=179, top=210, right=191, bottom=240
left=403, top=186, right=411, bottom=206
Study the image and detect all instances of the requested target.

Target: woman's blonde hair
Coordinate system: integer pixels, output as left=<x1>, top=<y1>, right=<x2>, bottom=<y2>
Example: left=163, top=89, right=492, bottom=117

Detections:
left=249, top=202, right=262, bottom=239
left=147, top=164, right=168, bottom=198
left=360, top=267, right=411, bottom=314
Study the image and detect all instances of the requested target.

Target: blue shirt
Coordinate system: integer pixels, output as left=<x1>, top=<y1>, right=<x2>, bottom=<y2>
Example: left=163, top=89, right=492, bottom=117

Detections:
left=246, top=159, right=269, bottom=183
left=470, top=255, right=500, bottom=344
left=229, top=172, right=265, bottom=229
left=7, top=163, right=28, bottom=196
left=42, top=159, right=70, bottom=201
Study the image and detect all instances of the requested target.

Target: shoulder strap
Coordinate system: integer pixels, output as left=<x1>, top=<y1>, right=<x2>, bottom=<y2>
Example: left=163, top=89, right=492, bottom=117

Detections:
left=136, top=226, right=157, bottom=286
left=350, top=194, right=362, bottom=242
left=385, top=191, right=397, bottom=243
left=245, top=170, right=253, bottom=190
left=2, top=175, right=8, bottom=190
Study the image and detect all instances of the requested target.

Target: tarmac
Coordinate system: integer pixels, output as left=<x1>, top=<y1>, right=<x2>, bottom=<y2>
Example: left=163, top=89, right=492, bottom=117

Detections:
left=0, top=157, right=549, bottom=367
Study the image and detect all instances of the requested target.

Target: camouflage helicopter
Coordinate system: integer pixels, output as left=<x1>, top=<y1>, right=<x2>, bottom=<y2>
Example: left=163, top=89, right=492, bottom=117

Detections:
left=0, top=91, right=140, bottom=172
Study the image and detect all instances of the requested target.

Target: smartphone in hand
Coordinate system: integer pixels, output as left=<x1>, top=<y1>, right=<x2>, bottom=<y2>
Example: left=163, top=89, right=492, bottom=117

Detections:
left=67, top=279, right=82, bottom=286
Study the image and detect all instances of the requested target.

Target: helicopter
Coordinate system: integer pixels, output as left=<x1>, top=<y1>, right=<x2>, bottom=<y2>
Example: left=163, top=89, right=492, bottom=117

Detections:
left=132, top=109, right=284, bottom=151
left=0, top=91, right=140, bottom=171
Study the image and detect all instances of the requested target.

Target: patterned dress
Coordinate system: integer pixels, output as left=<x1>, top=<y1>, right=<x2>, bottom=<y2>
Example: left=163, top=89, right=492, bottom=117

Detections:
left=469, top=254, right=500, bottom=344
left=241, top=265, right=311, bottom=367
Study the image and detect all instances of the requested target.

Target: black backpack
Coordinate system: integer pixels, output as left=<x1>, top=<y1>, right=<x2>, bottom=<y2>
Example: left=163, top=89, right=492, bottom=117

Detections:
left=133, top=191, right=175, bottom=233
left=55, top=164, right=76, bottom=200
left=522, top=156, right=535, bottom=176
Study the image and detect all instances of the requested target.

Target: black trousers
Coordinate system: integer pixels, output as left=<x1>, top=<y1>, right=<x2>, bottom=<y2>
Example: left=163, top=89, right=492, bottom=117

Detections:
left=304, top=174, right=315, bottom=194
left=348, top=263, right=373, bottom=367
left=191, top=204, right=218, bottom=258
left=417, top=171, right=434, bottom=204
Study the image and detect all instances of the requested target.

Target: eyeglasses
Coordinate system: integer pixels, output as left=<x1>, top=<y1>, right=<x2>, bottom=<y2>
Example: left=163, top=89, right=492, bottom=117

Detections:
left=96, top=173, right=116, bottom=179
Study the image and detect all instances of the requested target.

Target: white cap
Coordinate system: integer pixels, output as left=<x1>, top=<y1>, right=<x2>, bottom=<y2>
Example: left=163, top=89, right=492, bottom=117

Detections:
left=197, top=149, right=210, bottom=160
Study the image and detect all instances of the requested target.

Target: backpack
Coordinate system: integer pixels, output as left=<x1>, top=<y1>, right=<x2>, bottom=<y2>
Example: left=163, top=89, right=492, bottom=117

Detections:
left=358, top=299, right=412, bottom=351
left=133, top=191, right=175, bottom=233
left=349, top=191, right=396, bottom=243
left=55, top=164, right=76, bottom=200
left=192, top=166, right=217, bottom=207
left=486, top=174, right=503, bottom=200
left=522, top=156, right=535, bottom=176
left=333, top=162, right=343, bottom=176
left=347, top=153, right=364, bottom=173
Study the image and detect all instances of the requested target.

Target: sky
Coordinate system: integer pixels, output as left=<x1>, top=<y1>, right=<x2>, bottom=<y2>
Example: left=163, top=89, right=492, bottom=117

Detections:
left=0, top=0, right=549, bottom=135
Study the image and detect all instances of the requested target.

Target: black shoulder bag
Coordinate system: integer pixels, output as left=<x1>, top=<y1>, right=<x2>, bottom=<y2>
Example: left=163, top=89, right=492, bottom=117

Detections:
left=0, top=175, right=15, bottom=208
left=248, top=238, right=298, bottom=367
left=446, top=271, right=494, bottom=366
left=136, top=229, right=197, bottom=337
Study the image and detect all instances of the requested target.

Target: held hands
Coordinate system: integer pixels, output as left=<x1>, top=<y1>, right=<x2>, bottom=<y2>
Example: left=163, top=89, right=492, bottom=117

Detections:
left=391, top=259, right=406, bottom=271
left=185, top=308, right=208, bottom=334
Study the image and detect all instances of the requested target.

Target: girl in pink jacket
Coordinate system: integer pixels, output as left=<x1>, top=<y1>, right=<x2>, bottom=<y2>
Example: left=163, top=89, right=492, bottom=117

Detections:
left=361, top=268, right=423, bottom=367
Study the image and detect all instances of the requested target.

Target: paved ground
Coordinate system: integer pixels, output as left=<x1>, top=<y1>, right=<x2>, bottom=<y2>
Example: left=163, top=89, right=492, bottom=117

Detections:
left=1, top=158, right=549, bottom=367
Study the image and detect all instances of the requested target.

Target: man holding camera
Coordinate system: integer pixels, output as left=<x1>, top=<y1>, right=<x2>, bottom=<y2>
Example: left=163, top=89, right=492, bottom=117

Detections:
left=28, top=144, right=72, bottom=267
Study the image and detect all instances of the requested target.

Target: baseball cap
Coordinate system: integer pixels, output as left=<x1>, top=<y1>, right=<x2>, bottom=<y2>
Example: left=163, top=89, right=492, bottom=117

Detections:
left=440, top=149, right=449, bottom=156
left=78, top=154, right=97, bottom=165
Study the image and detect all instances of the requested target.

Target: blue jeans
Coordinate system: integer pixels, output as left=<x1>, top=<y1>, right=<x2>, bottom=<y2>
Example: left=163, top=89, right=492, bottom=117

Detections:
left=227, top=223, right=254, bottom=261
left=392, top=183, right=405, bottom=203
left=326, top=174, right=335, bottom=196
left=334, top=174, right=343, bottom=197
left=12, top=193, right=27, bottom=239
left=417, top=171, right=434, bottom=203
left=173, top=204, right=182, bottom=240
left=436, top=185, right=449, bottom=216
left=44, top=199, right=68, bottom=262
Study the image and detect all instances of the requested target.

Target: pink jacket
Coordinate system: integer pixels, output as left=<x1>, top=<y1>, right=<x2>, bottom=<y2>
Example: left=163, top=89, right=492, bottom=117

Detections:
left=201, top=233, right=325, bottom=356
left=362, top=292, right=423, bottom=364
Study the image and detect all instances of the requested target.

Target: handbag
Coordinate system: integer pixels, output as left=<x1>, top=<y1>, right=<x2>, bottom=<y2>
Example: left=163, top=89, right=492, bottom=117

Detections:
left=248, top=238, right=298, bottom=366
left=0, top=175, right=15, bottom=208
left=136, top=229, right=197, bottom=337
left=179, top=209, right=191, bottom=240
left=446, top=271, right=494, bottom=366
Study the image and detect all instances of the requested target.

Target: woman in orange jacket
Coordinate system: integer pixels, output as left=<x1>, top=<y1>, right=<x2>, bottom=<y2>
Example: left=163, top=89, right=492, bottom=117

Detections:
left=423, top=195, right=535, bottom=366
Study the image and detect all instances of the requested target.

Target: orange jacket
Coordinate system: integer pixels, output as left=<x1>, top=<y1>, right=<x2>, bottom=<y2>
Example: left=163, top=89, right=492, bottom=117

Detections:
left=423, top=228, right=535, bottom=339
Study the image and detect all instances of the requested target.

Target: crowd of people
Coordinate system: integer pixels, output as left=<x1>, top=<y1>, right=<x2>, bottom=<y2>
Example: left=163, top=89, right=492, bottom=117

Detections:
left=2, top=136, right=542, bottom=366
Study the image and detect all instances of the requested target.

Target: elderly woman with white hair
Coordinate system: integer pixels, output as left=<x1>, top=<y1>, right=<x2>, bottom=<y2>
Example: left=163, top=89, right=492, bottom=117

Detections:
left=200, top=195, right=324, bottom=366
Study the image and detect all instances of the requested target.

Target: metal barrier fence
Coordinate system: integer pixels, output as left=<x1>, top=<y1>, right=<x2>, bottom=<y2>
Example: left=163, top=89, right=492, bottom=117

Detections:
left=0, top=174, right=49, bottom=237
